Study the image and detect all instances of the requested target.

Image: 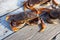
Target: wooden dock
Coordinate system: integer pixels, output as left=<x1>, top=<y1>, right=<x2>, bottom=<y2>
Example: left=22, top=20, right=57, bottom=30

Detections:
left=0, top=0, right=60, bottom=40
left=4, top=23, right=60, bottom=40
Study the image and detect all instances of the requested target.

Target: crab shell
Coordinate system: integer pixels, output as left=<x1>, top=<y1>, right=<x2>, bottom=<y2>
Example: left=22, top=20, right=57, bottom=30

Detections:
left=6, top=11, right=39, bottom=31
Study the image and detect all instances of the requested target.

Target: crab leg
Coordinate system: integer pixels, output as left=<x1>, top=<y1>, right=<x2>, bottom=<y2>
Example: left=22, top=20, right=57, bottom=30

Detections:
left=38, top=18, right=46, bottom=32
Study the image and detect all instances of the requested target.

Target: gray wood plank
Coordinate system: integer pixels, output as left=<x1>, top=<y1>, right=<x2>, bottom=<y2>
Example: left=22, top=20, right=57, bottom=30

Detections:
left=4, top=23, right=60, bottom=40
left=0, top=0, right=25, bottom=16
left=55, top=33, right=60, bottom=40
left=4, top=25, right=39, bottom=40
left=30, top=24, right=60, bottom=40
left=0, top=0, right=18, bottom=16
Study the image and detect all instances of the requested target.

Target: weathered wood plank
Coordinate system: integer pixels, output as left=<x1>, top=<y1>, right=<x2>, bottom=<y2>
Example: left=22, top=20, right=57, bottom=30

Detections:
left=4, top=25, right=39, bottom=40
left=55, top=33, right=60, bottom=40
left=30, top=24, right=60, bottom=40
left=0, top=0, right=25, bottom=16
left=4, top=23, right=60, bottom=40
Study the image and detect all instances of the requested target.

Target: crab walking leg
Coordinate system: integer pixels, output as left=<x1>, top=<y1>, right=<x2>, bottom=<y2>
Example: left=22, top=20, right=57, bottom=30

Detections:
left=38, top=18, right=46, bottom=32
left=36, top=13, right=46, bottom=32
left=40, top=19, right=46, bottom=32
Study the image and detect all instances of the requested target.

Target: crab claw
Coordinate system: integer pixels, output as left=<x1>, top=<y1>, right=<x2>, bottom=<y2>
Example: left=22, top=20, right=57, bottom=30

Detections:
left=12, top=26, right=19, bottom=32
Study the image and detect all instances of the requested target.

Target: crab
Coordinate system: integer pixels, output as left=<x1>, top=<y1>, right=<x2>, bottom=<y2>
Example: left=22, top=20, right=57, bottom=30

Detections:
left=6, top=10, right=46, bottom=32
left=5, top=0, right=60, bottom=32
left=23, top=0, right=51, bottom=14
left=6, top=7, right=60, bottom=32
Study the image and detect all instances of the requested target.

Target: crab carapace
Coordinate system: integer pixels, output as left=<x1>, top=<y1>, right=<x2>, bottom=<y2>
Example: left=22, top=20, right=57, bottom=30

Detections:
left=6, top=11, right=46, bottom=32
